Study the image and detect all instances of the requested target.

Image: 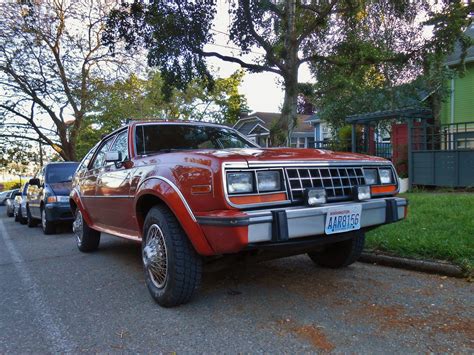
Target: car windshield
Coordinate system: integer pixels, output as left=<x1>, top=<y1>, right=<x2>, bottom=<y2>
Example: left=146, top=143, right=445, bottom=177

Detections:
left=46, top=164, right=79, bottom=183
left=135, top=124, right=256, bottom=155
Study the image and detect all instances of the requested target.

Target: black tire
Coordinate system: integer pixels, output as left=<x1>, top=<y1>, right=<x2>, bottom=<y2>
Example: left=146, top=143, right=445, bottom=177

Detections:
left=19, top=209, right=27, bottom=225
left=41, top=208, right=56, bottom=235
left=142, top=205, right=202, bottom=307
left=73, top=210, right=100, bottom=252
left=27, top=206, right=39, bottom=228
left=308, top=231, right=365, bottom=268
left=7, top=207, right=14, bottom=218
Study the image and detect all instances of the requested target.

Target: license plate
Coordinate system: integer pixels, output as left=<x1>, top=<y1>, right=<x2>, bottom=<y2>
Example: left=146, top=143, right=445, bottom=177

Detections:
left=324, top=204, right=362, bottom=235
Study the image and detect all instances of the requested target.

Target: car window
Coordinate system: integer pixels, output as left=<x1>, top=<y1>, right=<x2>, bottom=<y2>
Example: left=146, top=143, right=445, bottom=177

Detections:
left=135, top=124, right=255, bottom=155
left=91, top=137, right=115, bottom=170
left=77, top=145, right=98, bottom=172
left=109, top=130, right=129, bottom=162
left=46, top=164, right=79, bottom=183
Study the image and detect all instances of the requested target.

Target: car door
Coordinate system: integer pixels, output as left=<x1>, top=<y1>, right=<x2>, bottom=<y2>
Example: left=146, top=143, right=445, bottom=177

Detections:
left=81, top=136, right=115, bottom=224
left=95, top=128, right=137, bottom=236
left=28, top=168, right=44, bottom=219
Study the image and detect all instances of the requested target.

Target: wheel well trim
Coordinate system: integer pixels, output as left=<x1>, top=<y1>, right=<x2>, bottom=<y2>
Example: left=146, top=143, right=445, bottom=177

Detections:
left=135, top=177, right=215, bottom=256
left=138, top=176, right=196, bottom=222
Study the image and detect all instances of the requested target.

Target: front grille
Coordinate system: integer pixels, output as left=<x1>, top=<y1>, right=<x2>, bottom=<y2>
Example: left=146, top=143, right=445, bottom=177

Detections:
left=285, top=167, right=366, bottom=201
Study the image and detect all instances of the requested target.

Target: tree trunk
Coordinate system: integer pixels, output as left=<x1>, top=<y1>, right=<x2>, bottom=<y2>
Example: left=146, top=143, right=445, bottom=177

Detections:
left=277, top=73, right=299, bottom=146
left=273, top=0, right=298, bottom=147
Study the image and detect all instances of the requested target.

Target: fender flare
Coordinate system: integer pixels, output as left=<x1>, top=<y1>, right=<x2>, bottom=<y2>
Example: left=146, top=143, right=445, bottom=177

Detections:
left=135, top=176, right=215, bottom=256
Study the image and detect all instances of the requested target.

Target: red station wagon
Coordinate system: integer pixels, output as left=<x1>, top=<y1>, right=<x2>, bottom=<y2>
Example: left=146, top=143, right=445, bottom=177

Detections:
left=71, top=121, right=407, bottom=307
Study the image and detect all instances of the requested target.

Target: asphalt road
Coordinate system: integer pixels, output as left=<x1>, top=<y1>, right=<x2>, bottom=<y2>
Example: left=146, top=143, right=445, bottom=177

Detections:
left=0, top=206, right=473, bottom=353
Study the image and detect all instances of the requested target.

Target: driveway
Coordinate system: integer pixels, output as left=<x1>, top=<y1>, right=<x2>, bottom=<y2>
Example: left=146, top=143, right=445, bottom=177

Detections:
left=0, top=208, right=472, bottom=353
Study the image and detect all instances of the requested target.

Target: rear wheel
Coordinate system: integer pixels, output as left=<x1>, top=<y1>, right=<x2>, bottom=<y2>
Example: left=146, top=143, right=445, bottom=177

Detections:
left=73, top=210, right=100, bottom=252
left=142, top=205, right=202, bottom=307
left=41, top=208, right=56, bottom=235
left=27, top=206, right=39, bottom=228
left=308, top=231, right=365, bottom=268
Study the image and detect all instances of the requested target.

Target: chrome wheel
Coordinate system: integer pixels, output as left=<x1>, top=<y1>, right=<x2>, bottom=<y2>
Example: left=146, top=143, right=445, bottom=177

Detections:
left=73, top=211, right=83, bottom=245
left=143, top=224, right=168, bottom=289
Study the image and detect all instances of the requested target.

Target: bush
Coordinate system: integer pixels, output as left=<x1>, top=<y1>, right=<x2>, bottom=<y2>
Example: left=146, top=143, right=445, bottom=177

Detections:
left=1, top=180, right=22, bottom=191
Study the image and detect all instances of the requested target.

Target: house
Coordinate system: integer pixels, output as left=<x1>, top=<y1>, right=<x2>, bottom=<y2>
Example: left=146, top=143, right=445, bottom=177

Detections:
left=304, top=113, right=333, bottom=147
left=440, top=24, right=474, bottom=133
left=233, top=112, right=331, bottom=148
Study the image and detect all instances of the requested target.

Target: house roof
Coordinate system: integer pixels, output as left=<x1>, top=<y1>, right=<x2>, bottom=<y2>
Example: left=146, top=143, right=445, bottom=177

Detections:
left=445, top=24, right=474, bottom=66
left=305, top=113, right=321, bottom=123
left=234, top=112, right=313, bottom=135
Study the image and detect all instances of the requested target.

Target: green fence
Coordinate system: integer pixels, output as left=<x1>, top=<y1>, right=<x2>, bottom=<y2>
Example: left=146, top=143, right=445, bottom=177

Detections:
left=410, top=121, right=474, bottom=187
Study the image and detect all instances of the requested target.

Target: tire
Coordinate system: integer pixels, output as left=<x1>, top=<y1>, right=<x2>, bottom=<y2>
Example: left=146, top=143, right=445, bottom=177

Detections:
left=27, top=206, right=39, bottom=228
left=142, top=205, right=202, bottom=307
left=73, top=210, right=100, bottom=252
left=14, top=209, right=20, bottom=222
left=41, top=208, right=56, bottom=235
left=7, top=207, right=13, bottom=218
left=19, top=209, right=27, bottom=225
left=308, top=231, right=365, bottom=268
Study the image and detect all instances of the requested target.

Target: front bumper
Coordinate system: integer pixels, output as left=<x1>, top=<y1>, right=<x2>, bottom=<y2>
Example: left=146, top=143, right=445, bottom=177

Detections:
left=197, top=197, right=407, bottom=254
left=44, top=203, right=74, bottom=222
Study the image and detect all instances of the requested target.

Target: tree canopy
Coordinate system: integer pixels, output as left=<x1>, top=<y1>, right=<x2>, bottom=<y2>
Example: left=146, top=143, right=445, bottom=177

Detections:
left=0, top=0, right=134, bottom=161
left=76, top=70, right=248, bottom=159
left=104, top=0, right=472, bottom=145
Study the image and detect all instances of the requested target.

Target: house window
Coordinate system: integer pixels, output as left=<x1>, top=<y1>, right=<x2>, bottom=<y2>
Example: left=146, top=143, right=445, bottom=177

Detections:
left=291, top=137, right=307, bottom=148
left=298, top=138, right=306, bottom=148
left=455, top=132, right=474, bottom=149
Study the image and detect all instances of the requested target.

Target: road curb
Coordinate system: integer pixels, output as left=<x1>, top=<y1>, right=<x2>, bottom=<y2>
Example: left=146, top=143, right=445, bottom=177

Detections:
left=359, top=252, right=465, bottom=278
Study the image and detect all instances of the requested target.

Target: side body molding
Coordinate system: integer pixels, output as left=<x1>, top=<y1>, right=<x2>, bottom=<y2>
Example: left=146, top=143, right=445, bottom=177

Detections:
left=135, top=176, right=215, bottom=256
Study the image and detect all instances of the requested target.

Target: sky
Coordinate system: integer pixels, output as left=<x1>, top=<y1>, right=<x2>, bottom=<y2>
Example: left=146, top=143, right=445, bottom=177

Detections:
left=204, top=0, right=313, bottom=113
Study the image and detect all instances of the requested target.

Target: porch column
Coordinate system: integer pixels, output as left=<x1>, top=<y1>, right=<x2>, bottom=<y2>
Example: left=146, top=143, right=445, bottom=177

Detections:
left=351, top=123, right=357, bottom=153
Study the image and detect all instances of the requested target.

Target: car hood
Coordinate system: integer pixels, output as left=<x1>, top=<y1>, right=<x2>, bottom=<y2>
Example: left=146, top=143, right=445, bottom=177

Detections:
left=48, top=181, right=73, bottom=196
left=189, top=147, right=387, bottom=164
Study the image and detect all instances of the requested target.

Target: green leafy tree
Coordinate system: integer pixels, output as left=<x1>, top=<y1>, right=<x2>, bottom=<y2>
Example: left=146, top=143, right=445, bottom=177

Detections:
left=104, top=0, right=471, bottom=145
left=77, top=70, right=247, bottom=158
left=307, top=1, right=472, bottom=128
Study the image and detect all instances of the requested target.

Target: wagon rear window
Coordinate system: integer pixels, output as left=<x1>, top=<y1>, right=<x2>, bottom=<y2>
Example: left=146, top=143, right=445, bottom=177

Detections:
left=135, top=124, right=255, bottom=155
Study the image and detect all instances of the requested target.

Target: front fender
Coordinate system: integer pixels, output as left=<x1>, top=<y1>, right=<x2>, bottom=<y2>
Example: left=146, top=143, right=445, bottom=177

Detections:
left=69, top=188, right=94, bottom=227
left=135, top=177, right=215, bottom=256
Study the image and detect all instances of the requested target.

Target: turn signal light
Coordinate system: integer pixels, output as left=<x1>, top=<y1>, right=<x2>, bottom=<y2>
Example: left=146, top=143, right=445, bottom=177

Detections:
left=46, top=196, right=57, bottom=203
left=371, top=185, right=397, bottom=195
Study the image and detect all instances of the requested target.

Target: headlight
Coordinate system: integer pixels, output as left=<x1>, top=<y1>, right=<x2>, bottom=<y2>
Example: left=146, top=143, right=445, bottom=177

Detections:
left=379, top=169, right=393, bottom=184
left=227, top=172, right=254, bottom=194
left=363, top=169, right=378, bottom=185
left=257, top=171, right=281, bottom=192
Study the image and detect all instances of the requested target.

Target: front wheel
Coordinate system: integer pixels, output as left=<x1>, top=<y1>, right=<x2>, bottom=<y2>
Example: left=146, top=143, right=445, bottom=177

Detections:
left=308, top=231, right=365, bottom=268
left=41, top=208, right=56, bottom=235
left=142, top=205, right=202, bottom=307
left=73, top=210, right=100, bottom=252
left=27, top=206, right=39, bottom=228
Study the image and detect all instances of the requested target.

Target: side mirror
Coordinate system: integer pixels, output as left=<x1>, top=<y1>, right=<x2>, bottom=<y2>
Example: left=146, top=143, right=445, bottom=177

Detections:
left=105, top=151, right=122, bottom=163
left=29, top=178, right=40, bottom=187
